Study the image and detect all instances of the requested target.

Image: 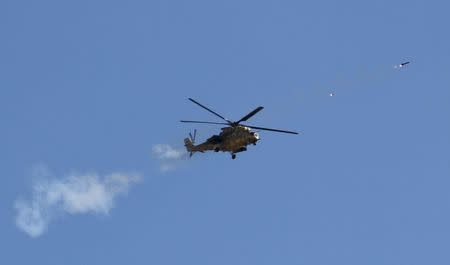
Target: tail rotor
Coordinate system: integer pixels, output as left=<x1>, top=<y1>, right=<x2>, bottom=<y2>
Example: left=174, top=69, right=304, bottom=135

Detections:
left=185, top=129, right=197, bottom=157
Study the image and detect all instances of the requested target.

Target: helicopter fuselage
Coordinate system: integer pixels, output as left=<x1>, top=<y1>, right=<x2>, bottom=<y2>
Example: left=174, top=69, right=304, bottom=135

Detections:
left=184, top=126, right=259, bottom=158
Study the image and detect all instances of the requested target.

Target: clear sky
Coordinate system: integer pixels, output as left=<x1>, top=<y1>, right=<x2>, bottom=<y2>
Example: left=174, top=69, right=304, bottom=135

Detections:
left=1, top=0, right=450, bottom=264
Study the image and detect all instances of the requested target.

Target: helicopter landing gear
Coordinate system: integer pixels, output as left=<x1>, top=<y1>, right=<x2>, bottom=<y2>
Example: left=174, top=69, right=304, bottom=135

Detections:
left=231, top=154, right=236, bottom=159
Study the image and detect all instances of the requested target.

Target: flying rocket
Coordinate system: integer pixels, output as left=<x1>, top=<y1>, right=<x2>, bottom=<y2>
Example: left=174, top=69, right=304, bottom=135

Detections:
left=399, top=61, right=410, bottom=67
left=394, top=61, right=411, bottom=69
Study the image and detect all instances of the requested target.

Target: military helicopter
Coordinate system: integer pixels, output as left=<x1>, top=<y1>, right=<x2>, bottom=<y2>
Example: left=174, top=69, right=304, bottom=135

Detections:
left=181, top=98, right=299, bottom=159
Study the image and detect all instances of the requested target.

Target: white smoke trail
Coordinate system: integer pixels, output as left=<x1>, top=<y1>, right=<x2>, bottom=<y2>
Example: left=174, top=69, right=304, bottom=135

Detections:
left=14, top=169, right=141, bottom=238
left=152, top=144, right=187, bottom=172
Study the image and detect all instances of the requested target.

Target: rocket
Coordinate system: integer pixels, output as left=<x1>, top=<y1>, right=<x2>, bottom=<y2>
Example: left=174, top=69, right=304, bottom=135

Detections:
left=394, top=61, right=411, bottom=69
left=399, top=61, right=410, bottom=67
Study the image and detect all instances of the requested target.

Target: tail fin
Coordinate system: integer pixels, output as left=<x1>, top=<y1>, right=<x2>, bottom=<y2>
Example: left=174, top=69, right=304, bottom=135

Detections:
left=184, top=138, right=195, bottom=157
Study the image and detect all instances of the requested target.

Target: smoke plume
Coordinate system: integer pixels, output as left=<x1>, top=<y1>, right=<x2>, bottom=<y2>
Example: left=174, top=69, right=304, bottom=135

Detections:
left=152, top=144, right=187, bottom=172
left=14, top=169, right=141, bottom=238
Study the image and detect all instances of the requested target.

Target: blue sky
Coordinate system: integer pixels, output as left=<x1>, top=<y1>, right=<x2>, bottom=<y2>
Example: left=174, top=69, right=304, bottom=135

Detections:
left=1, top=0, right=450, bottom=264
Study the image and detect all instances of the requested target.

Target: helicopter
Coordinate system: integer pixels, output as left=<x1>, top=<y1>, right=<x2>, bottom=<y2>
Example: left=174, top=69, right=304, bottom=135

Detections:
left=181, top=98, right=299, bottom=159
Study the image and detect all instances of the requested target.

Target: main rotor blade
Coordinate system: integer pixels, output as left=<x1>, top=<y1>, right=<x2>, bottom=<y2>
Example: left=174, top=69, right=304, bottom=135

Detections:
left=236, top=106, right=264, bottom=124
left=180, top=120, right=229, bottom=126
left=188, top=98, right=232, bottom=124
left=245, top=125, right=299, bottom=134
